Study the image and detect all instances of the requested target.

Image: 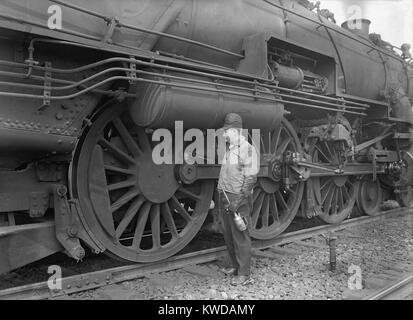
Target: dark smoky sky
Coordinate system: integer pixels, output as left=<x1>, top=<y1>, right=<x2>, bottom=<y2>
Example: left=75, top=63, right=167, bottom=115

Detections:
left=319, top=0, right=412, bottom=47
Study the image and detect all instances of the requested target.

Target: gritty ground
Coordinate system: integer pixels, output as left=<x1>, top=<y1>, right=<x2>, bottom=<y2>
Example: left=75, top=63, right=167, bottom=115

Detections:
left=64, top=212, right=413, bottom=300
left=0, top=214, right=322, bottom=291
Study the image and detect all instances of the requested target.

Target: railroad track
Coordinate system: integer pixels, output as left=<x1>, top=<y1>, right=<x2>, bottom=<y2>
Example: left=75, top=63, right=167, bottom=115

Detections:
left=363, top=273, right=413, bottom=300
left=0, top=207, right=411, bottom=300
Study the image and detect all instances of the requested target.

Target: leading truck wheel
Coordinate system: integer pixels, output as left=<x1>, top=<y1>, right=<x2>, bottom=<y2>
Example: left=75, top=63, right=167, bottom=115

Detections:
left=71, top=102, right=214, bottom=262
left=249, top=119, right=304, bottom=239
left=357, top=176, right=383, bottom=216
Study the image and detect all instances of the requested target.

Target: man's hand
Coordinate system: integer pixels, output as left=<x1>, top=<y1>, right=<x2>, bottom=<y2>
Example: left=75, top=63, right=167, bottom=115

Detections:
left=226, top=194, right=244, bottom=213
left=240, top=176, right=257, bottom=199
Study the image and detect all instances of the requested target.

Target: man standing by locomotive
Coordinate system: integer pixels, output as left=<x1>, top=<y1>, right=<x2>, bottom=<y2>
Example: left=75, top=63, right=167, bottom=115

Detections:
left=217, top=113, right=259, bottom=286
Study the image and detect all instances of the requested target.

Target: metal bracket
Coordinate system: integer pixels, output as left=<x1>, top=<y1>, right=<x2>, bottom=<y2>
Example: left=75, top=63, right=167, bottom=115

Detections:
left=52, top=271, right=114, bottom=297
left=128, top=56, right=137, bottom=83
left=29, top=192, right=49, bottom=218
left=103, top=17, right=119, bottom=44
left=35, top=161, right=64, bottom=182
left=40, top=61, right=52, bottom=110
left=52, top=185, right=104, bottom=262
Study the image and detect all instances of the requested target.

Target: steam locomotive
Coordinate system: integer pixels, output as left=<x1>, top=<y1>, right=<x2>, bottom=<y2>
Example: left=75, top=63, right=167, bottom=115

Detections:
left=0, top=0, right=412, bottom=274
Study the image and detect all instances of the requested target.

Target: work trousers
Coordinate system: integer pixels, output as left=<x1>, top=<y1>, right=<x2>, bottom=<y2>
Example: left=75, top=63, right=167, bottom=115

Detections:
left=218, top=190, right=252, bottom=276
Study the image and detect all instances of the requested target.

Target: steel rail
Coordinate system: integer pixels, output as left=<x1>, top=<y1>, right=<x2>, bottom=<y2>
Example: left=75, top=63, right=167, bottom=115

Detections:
left=49, top=0, right=244, bottom=59
left=0, top=207, right=410, bottom=300
left=363, top=274, right=413, bottom=300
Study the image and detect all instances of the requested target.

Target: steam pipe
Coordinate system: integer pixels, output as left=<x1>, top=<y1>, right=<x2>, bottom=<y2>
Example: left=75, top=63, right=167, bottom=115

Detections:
left=0, top=75, right=366, bottom=116
left=0, top=67, right=368, bottom=110
left=0, top=58, right=369, bottom=109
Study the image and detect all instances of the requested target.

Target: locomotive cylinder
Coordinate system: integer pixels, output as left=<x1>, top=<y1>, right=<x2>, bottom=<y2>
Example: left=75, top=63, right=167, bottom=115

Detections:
left=128, top=72, right=284, bottom=130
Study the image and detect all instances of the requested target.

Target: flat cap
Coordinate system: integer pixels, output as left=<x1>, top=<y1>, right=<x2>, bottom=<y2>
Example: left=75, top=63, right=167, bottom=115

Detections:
left=222, top=113, right=243, bottom=130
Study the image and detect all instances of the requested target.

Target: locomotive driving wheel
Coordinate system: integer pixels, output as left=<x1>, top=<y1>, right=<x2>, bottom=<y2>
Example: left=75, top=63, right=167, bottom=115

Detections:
left=71, top=102, right=214, bottom=262
left=309, top=140, right=359, bottom=224
left=357, top=176, right=383, bottom=216
left=249, top=119, right=304, bottom=239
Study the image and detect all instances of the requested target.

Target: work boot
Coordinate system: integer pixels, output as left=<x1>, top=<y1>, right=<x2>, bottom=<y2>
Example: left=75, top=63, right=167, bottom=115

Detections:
left=230, top=275, right=254, bottom=286
left=219, top=267, right=237, bottom=276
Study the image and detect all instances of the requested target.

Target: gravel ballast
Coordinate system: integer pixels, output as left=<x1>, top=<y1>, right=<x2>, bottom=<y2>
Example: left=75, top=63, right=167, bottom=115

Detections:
left=68, top=212, right=412, bottom=300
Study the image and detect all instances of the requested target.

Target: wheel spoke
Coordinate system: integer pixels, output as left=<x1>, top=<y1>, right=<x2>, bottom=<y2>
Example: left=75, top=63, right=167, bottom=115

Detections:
left=331, top=188, right=338, bottom=215
left=323, top=186, right=335, bottom=214
left=269, top=193, right=279, bottom=222
left=115, top=196, right=145, bottom=239
left=315, top=146, right=329, bottom=162
left=104, top=164, right=135, bottom=175
left=260, top=132, right=269, bottom=154
left=150, top=205, right=161, bottom=249
left=253, top=187, right=261, bottom=202
left=276, top=190, right=289, bottom=211
left=170, top=196, right=192, bottom=222
left=261, top=195, right=270, bottom=228
left=99, top=138, right=135, bottom=165
left=321, top=181, right=333, bottom=203
left=324, top=141, right=334, bottom=160
left=111, top=188, right=140, bottom=212
left=338, top=187, right=344, bottom=211
left=252, top=192, right=265, bottom=227
left=177, top=186, right=201, bottom=201
left=271, top=126, right=282, bottom=154
left=113, top=118, right=142, bottom=157
left=107, top=179, right=136, bottom=191
left=320, top=179, right=331, bottom=192
left=161, top=202, right=179, bottom=239
left=275, top=137, right=292, bottom=156
left=132, top=202, right=151, bottom=248
left=342, top=184, right=350, bottom=202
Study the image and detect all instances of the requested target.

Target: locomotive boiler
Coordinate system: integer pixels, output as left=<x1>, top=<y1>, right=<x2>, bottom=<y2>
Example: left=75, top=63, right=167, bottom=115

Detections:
left=0, top=0, right=412, bottom=274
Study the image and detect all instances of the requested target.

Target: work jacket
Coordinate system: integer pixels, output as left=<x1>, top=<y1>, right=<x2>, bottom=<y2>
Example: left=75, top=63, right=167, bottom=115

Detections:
left=217, top=136, right=259, bottom=198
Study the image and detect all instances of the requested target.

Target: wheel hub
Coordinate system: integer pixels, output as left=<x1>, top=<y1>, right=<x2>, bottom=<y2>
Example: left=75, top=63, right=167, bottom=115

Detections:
left=138, top=153, right=179, bottom=203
